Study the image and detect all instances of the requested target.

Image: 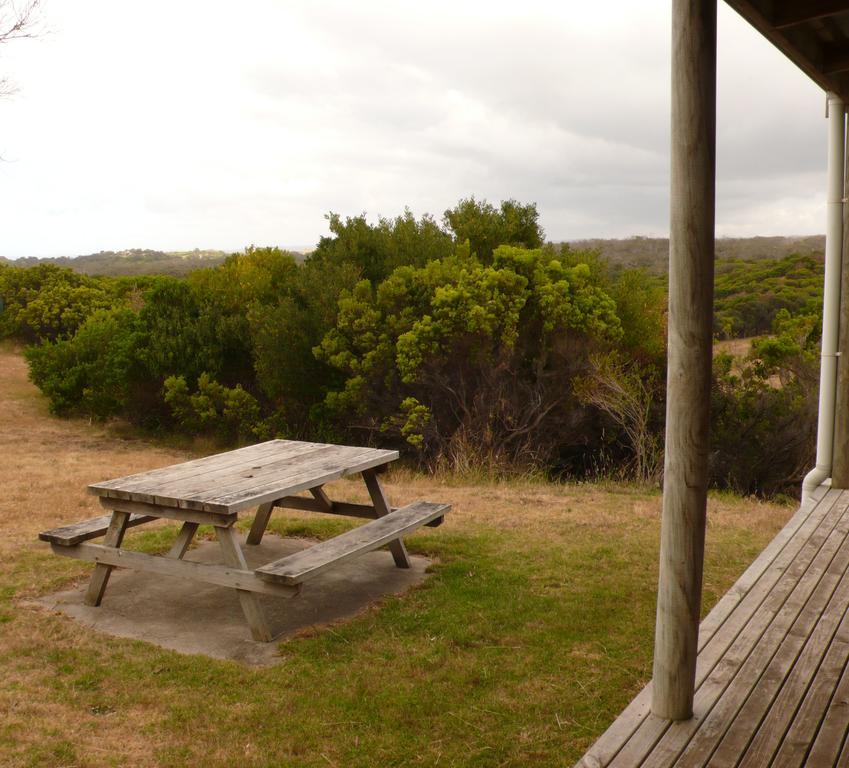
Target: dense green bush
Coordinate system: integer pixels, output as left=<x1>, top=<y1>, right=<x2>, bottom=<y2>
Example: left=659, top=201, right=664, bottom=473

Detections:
left=164, top=373, right=262, bottom=443
left=25, top=307, right=147, bottom=420
left=710, top=310, right=819, bottom=495
left=714, top=252, right=822, bottom=338
left=316, top=244, right=622, bottom=470
left=0, top=263, right=115, bottom=342
left=0, top=198, right=827, bottom=497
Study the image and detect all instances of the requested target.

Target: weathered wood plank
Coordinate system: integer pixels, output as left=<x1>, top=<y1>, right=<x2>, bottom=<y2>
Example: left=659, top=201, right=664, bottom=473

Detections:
left=89, top=440, right=293, bottom=496
left=83, top=510, right=131, bottom=606
left=205, top=450, right=399, bottom=515
left=642, top=497, right=849, bottom=767
left=363, top=468, right=410, bottom=569
left=732, top=571, right=849, bottom=765
left=256, top=501, right=449, bottom=585
left=99, top=441, right=331, bottom=507
left=167, top=522, right=199, bottom=559
left=144, top=443, right=337, bottom=503
left=274, top=495, right=446, bottom=526
left=805, top=652, right=849, bottom=767
left=90, top=440, right=399, bottom=516
left=836, top=731, right=849, bottom=767
left=99, top=443, right=394, bottom=510
left=216, top=526, right=273, bottom=642
left=50, top=542, right=299, bottom=598
left=605, top=490, right=848, bottom=767
left=245, top=501, right=276, bottom=546
left=39, top=513, right=154, bottom=546
left=573, top=488, right=835, bottom=768
left=145, top=447, right=393, bottom=513
left=185, top=446, right=395, bottom=506
left=309, top=485, right=333, bottom=511
left=99, top=497, right=236, bottom=526
left=770, top=632, right=849, bottom=767
left=696, top=486, right=833, bottom=650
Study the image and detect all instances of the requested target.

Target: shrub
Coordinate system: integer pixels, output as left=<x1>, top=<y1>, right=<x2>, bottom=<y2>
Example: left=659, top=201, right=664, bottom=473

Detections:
left=25, top=308, right=145, bottom=420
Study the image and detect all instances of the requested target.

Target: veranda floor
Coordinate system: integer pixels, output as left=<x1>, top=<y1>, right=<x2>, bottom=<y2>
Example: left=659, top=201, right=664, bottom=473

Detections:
left=577, top=486, right=849, bottom=768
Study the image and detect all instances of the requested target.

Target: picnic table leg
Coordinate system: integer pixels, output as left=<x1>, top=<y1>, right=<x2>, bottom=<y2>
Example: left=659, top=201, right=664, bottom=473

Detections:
left=216, top=526, right=273, bottom=642
left=310, top=485, right=333, bottom=510
left=362, top=468, right=411, bottom=569
left=83, top=509, right=131, bottom=606
left=246, top=502, right=275, bottom=546
left=167, top=522, right=199, bottom=559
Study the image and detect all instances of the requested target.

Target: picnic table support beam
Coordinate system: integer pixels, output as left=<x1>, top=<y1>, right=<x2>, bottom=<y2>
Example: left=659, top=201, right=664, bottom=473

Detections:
left=651, top=0, right=716, bottom=721
left=167, top=521, right=199, bottom=559
left=50, top=542, right=300, bottom=597
left=216, top=526, right=273, bottom=642
left=310, top=485, right=333, bottom=511
left=363, top=469, right=411, bottom=569
left=83, top=510, right=131, bottom=606
left=246, top=501, right=275, bottom=546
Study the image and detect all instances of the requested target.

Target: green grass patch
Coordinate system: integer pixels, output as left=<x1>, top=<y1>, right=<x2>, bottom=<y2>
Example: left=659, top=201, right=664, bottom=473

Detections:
left=1, top=486, right=787, bottom=767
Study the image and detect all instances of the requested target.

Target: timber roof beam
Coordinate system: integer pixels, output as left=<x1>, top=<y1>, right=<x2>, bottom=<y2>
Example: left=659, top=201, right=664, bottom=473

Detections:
left=772, top=0, right=849, bottom=29
left=725, top=1, right=849, bottom=101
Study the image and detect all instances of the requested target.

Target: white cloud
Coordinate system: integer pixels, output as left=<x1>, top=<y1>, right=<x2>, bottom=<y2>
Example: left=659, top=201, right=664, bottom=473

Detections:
left=0, top=0, right=832, bottom=257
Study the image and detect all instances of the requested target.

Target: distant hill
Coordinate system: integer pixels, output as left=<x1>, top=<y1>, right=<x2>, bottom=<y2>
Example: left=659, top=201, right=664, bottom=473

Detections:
left=1, top=237, right=827, bottom=277
left=0, top=248, right=232, bottom=277
left=567, top=235, right=826, bottom=273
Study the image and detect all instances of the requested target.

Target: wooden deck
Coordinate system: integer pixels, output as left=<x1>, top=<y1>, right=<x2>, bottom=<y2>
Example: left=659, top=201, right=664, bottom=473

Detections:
left=577, top=485, right=849, bottom=768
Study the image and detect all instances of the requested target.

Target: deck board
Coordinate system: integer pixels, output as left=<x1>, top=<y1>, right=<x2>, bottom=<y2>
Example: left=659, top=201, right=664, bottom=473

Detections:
left=576, top=485, right=849, bottom=768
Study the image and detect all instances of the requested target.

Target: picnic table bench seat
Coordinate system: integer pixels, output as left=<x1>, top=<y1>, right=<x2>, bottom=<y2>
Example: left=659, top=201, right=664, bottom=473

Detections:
left=39, top=513, right=155, bottom=546
left=256, top=500, right=450, bottom=585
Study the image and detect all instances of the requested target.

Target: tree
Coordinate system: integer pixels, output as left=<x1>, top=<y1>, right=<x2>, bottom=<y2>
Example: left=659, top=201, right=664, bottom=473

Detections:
left=25, top=308, right=147, bottom=420
left=1, top=0, right=42, bottom=97
left=710, top=311, right=820, bottom=495
left=306, top=209, right=453, bottom=285
left=316, top=244, right=622, bottom=472
left=0, top=263, right=115, bottom=342
left=443, top=198, right=545, bottom=262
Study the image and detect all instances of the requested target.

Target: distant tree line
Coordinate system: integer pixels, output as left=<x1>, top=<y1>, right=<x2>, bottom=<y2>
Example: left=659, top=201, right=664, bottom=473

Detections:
left=0, top=198, right=822, bottom=497
left=0, top=248, right=232, bottom=277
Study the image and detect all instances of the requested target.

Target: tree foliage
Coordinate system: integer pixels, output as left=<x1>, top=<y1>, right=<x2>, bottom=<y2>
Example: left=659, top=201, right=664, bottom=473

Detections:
left=443, top=197, right=544, bottom=262
left=0, top=197, right=826, bottom=497
left=25, top=308, right=146, bottom=420
left=714, top=253, right=822, bottom=339
left=317, top=244, right=621, bottom=471
left=710, top=310, right=819, bottom=495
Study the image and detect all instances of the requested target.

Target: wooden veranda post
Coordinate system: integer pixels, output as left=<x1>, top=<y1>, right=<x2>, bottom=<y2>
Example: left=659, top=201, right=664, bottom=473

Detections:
left=651, top=0, right=716, bottom=721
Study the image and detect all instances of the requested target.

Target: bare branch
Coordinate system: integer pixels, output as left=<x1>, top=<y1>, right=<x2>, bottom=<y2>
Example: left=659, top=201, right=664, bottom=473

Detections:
left=0, top=0, right=42, bottom=98
left=0, top=0, right=41, bottom=42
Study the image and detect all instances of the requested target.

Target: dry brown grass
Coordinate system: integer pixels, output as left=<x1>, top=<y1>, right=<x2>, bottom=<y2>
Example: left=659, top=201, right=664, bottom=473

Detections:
left=0, top=342, right=189, bottom=554
left=0, top=339, right=781, bottom=551
left=0, top=341, right=795, bottom=767
left=713, top=337, right=754, bottom=358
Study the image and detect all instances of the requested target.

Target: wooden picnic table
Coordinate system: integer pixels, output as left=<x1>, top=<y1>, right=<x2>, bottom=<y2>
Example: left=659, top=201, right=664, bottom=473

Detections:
left=39, top=440, right=449, bottom=642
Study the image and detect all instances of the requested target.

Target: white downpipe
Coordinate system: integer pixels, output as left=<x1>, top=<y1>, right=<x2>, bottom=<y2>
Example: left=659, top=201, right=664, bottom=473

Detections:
left=803, top=92, right=845, bottom=502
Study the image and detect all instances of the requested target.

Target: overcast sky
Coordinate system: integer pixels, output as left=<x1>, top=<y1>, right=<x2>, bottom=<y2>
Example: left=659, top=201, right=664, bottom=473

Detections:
left=0, top=0, right=830, bottom=258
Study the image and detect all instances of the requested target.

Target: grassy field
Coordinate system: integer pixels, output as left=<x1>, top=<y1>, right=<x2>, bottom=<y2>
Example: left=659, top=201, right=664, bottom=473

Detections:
left=0, top=342, right=794, bottom=767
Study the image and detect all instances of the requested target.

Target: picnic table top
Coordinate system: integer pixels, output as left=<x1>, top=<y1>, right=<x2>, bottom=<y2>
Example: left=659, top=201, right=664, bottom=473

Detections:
left=89, top=440, right=399, bottom=516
